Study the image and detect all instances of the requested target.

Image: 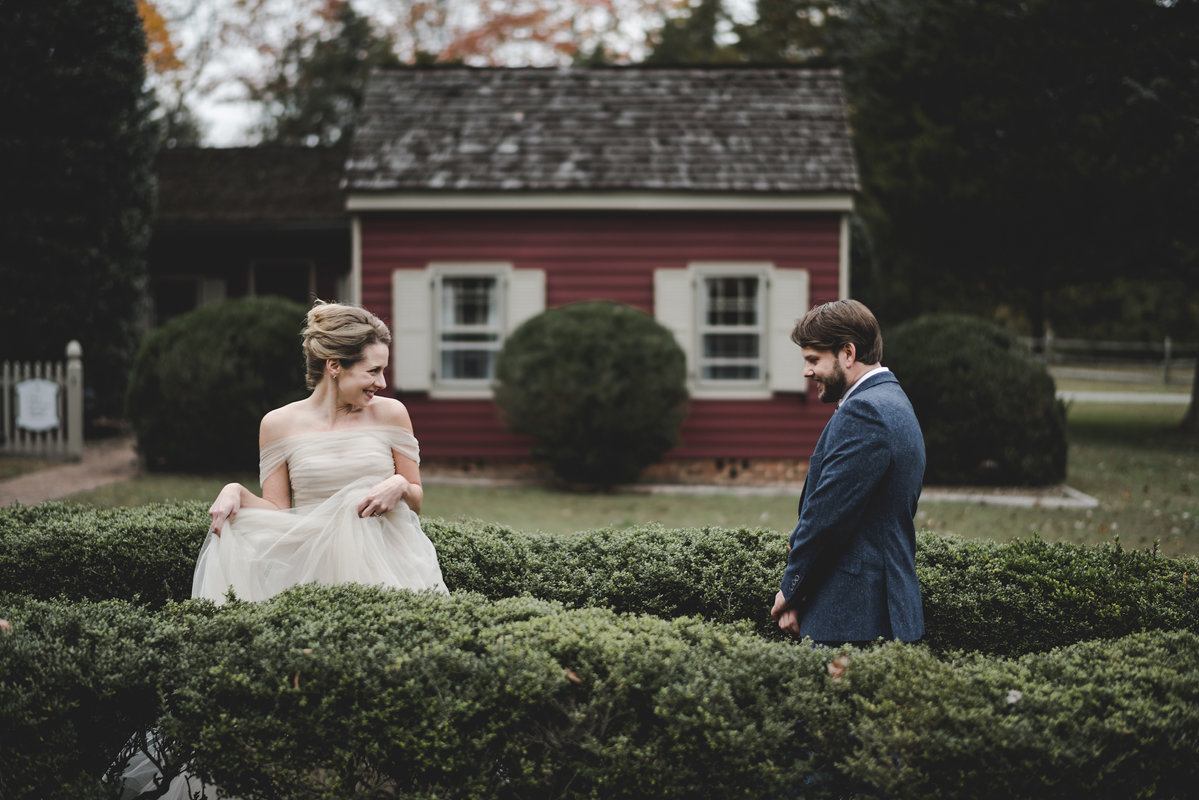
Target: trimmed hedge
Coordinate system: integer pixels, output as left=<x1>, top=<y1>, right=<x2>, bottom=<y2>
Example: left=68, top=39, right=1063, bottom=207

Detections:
left=886, top=313, right=1068, bottom=486
left=2, top=503, right=1196, bottom=658
left=493, top=301, right=689, bottom=487
left=2, top=588, right=1197, bottom=799
left=126, top=296, right=309, bottom=472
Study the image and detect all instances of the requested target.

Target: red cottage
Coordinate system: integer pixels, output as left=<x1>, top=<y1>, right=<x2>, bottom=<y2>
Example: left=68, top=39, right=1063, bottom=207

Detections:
left=344, top=67, right=859, bottom=483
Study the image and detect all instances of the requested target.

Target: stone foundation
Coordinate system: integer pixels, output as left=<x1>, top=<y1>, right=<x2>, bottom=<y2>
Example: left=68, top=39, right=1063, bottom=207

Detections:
left=421, top=457, right=809, bottom=487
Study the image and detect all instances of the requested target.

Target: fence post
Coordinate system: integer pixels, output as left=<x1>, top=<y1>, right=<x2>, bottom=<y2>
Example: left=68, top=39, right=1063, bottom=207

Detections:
left=66, top=340, right=83, bottom=459
left=1163, top=336, right=1173, bottom=385
left=1044, top=330, right=1054, bottom=364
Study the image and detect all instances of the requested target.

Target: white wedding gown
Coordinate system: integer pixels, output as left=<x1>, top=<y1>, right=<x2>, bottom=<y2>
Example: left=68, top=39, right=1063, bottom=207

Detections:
left=193, top=425, right=447, bottom=602
left=118, top=425, right=446, bottom=799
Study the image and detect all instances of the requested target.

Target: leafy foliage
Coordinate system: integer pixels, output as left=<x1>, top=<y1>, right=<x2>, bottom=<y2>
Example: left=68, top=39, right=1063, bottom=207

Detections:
left=825, top=0, right=1199, bottom=332
left=0, top=0, right=157, bottom=418
left=642, top=0, right=837, bottom=65
left=2, top=586, right=1197, bottom=799
left=494, top=301, right=689, bottom=487
left=251, top=0, right=401, bottom=146
left=4, top=503, right=1196, bottom=659
left=126, top=297, right=309, bottom=472
left=886, top=313, right=1067, bottom=486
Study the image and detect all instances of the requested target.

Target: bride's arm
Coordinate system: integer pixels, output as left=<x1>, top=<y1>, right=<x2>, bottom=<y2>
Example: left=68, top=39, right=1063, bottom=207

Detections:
left=356, top=399, right=424, bottom=517
left=208, top=411, right=294, bottom=534
left=357, top=453, right=421, bottom=516
left=207, top=466, right=290, bottom=535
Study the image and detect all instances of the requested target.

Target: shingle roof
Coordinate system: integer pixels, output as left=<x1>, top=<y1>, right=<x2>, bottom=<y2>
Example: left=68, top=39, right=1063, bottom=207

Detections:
left=154, top=145, right=348, bottom=223
left=345, top=67, right=859, bottom=194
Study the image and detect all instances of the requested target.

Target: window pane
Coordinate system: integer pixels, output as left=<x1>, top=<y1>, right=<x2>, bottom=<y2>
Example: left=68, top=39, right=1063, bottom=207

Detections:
left=704, top=277, right=759, bottom=326
left=441, top=350, right=496, bottom=381
left=702, top=333, right=760, bottom=359
left=703, top=364, right=761, bottom=381
left=442, top=332, right=500, bottom=344
left=442, top=277, right=497, bottom=328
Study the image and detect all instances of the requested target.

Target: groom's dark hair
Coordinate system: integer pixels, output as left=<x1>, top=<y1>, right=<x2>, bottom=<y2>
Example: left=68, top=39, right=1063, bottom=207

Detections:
left=791, top=299, right=883, bottom=364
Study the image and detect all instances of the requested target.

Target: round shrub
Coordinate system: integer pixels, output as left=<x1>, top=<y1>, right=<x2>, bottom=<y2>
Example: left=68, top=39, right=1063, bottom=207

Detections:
left=885, top=313, right=1066, bottom=486
left=494, top=301, right=688, bottom=487
left=126, top=297, right=309, bottom=472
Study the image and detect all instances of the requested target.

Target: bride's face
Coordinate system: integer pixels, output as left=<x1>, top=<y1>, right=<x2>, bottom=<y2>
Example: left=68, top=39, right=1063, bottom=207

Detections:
left=335, top=342, right=389, bottom=409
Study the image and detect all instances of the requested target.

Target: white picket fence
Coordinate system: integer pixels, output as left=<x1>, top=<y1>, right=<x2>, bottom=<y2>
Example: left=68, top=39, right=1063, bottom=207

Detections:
left=1, top=341, right=84, bottom=460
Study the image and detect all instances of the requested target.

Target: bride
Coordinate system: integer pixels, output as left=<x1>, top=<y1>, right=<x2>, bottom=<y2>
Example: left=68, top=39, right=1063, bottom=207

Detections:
left=118, top=301, right=446, bottom=799
left=196, top=300, right=447, bottom=601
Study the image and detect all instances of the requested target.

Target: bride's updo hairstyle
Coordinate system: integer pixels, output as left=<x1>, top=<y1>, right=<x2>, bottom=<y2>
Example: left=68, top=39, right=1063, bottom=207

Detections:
left=301, top=301, right=392, bottom=390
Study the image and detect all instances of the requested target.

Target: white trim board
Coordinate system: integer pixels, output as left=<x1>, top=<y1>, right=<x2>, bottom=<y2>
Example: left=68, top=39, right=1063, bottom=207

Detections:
left=347, top=192, right=855, bottom=213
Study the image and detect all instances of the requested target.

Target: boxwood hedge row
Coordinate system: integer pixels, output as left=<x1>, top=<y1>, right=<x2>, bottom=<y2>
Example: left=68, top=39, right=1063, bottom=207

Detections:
left=2, top=502, right=1195, bottom=658
left=2, top=587, right=1197, bottom=800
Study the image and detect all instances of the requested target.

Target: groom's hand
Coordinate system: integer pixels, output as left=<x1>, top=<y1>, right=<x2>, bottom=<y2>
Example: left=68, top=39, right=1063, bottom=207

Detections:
left=771, top=591, right=801, bottom=634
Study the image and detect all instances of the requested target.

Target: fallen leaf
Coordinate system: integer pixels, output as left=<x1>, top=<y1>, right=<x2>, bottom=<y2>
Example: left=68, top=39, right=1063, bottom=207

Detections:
left=826, top=654, right=850, bottom=683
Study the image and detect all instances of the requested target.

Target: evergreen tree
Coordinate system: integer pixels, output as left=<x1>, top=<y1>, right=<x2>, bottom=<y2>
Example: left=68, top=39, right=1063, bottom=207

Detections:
left=826, top=0, right=1199, bottom=335
left=0, top=0, right=157, bottom=420
left=252, top=0, right=400, bottom=146
left=643, top=0, right=741, bottom=65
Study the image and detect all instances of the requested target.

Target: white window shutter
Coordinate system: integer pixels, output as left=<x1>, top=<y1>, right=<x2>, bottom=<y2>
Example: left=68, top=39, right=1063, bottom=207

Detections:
left=768, top=268, right=810, bottom=392
left=506, top=269, right=546, bottom=332
left=391, top=269, right=432, bottom=392
left=654, top=268, right=694, bottom=377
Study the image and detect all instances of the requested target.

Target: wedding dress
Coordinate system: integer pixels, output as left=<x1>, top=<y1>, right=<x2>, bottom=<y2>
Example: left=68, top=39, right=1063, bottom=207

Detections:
left=117, top=425, right=446, bottom=799
left=193, top=425, right=447, bottom=602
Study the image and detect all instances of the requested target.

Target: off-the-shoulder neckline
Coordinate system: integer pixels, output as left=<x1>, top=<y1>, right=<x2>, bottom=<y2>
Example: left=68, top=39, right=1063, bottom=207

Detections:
left=262, top=425, right=417, bottom=448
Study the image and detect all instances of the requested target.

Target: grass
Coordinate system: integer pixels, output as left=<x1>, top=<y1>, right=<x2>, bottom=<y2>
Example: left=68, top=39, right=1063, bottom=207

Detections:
left=0, top=456, right=58, bottom=480
left=54, top=396, right=1199, bottom=557
left=918, top=402, right=1197, bottom=557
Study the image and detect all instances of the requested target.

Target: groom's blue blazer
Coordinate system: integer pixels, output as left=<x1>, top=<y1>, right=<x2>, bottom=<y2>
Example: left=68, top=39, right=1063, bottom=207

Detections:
left=780, top=370, right=926, bottom=643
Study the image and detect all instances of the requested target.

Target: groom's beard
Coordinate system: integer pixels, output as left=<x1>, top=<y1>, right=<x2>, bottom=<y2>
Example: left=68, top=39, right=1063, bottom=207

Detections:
left=815, top=362, right=848, bottom=404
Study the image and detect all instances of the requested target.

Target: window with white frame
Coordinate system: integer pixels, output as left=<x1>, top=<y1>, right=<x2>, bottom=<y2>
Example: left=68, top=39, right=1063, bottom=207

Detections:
left=437, top=274, right=503, bottom=383
left=654, top=262, right=809, bottom=398
left=699, top=274, right=764, bottom=383
left=391, top=263, right=545, bottom=396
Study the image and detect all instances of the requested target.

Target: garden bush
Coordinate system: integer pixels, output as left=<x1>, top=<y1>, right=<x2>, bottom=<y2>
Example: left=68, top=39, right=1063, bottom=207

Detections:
left=493, top=301, right=688, bottom=487
left=3, top=503, right=1196, bottom=659
left=125, top=296, right=309, bottom=472
left=0, top=596, right=194, bottom=800
left=2, top=588, right=1197, bottom=800
left=885, top=313, right=1067, bottom=486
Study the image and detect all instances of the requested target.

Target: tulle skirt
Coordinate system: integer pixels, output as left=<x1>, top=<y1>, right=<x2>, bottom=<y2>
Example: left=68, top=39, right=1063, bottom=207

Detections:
left=193, top=475, right=447, bottom=603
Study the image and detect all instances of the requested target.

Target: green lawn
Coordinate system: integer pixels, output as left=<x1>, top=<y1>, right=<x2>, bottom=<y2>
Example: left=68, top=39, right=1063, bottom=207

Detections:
left=918, top=401, right=1197, bottom=557
left=56, top=398, right=1199, bottom=557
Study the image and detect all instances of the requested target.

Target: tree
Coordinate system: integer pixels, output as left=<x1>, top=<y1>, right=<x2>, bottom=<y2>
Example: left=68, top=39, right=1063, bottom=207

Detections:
left=643, top=0, right=741, bottom=64
left=826, top=0, right=1199, bottom=335
left=494, top=302, right=689, bottom=488
left=730, top=0, right=838, bottom=64
left=0, top=0, right=157, bottom=419
left=642, top=0, right=836, bottom=65
left=250, top=0, right=401, bottom=146
left=137, top=0, right=203, bottom=146
left=825, top=0, right=1199, bottom=432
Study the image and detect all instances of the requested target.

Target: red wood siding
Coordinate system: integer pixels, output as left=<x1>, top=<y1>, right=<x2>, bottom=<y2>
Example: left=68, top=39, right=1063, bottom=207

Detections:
left=363, top=210, right=841, bottom=461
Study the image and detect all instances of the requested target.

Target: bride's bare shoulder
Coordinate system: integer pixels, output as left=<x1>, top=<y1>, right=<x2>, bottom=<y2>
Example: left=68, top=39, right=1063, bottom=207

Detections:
left=259, top=401, right=312, bottom=445
left=368, top=397, right=414, bottom=431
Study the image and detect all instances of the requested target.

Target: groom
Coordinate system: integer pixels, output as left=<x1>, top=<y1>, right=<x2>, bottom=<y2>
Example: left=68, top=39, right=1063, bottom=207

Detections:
left=770, top=299, right=926, bottom=645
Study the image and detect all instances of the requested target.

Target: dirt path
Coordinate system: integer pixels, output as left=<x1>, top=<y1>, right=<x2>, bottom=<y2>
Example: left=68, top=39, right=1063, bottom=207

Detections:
left=0, top=436, right=139, bottom=505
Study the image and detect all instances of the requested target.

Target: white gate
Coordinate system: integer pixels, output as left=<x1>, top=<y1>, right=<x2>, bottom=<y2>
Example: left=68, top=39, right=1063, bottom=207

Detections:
left=1, top=341, right=84, bottom=460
